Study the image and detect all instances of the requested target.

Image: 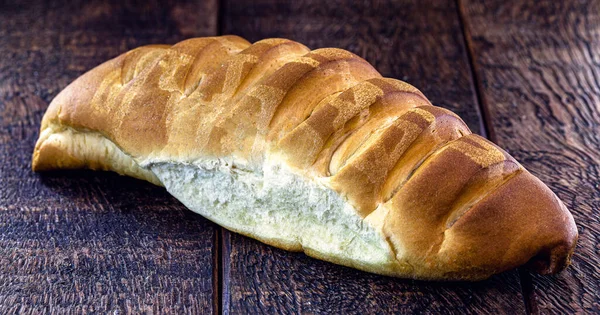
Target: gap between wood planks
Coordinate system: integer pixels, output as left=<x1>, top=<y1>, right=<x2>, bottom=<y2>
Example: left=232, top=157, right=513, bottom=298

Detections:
left=455, top=0, right=534, bottom=314
left=213, top=223, right=223, bottom=314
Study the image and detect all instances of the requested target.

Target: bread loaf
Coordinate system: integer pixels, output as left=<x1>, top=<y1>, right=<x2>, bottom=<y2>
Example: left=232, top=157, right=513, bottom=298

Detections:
left=32, top=36, right=577, bottom=280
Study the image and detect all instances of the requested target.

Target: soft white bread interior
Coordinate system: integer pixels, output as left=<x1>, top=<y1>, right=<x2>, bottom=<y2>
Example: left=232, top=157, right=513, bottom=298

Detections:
left=32, top=36, right=577, bottom=280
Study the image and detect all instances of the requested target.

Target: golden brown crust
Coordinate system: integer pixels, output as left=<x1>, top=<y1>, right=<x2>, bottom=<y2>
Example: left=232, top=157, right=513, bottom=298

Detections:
left=32, top=35, right=577, bottom=280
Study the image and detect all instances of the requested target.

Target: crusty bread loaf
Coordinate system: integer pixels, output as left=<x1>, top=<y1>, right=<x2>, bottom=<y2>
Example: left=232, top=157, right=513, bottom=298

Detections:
left=32, top=36, right=577, bottom=280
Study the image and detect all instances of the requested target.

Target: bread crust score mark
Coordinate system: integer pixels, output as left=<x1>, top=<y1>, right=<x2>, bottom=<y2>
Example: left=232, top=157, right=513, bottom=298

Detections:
left=32, top=36, right=578, bottom=281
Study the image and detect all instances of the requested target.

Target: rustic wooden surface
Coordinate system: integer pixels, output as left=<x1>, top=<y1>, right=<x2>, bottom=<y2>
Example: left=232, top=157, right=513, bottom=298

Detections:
left=0, top=0, right=598, bottom=314
left=461, top=1, right=600, bottom=313
left=0, top=1, right=219, bottom=313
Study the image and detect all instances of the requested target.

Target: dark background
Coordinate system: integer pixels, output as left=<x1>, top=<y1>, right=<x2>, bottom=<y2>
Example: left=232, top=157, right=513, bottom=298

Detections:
left=0, top=0, right=598, bottom=313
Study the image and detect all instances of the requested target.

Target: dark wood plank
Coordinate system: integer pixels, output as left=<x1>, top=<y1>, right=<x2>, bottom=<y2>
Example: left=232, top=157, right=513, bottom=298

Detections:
left=0, top=1, right=219, bottom=313
left=220, top=0, right=527, bottom=313
left=460, top=0, right=600, bottom=313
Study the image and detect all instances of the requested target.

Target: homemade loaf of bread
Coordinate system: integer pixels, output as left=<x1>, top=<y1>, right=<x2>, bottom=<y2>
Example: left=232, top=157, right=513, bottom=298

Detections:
left=32, top=36, right=577, bottom=280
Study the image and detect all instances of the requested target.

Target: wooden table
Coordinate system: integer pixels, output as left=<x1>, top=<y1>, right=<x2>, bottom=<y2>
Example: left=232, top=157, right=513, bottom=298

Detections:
left=1, top=0, right=598, bottom=313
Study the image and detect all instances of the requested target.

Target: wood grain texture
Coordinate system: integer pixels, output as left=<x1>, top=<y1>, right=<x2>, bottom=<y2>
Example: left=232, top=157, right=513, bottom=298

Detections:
left=221, top=0, right=526, bottom=313
left=460, top=0, right=600, bottom=313
left=0, top=1, right=219, bottom=313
